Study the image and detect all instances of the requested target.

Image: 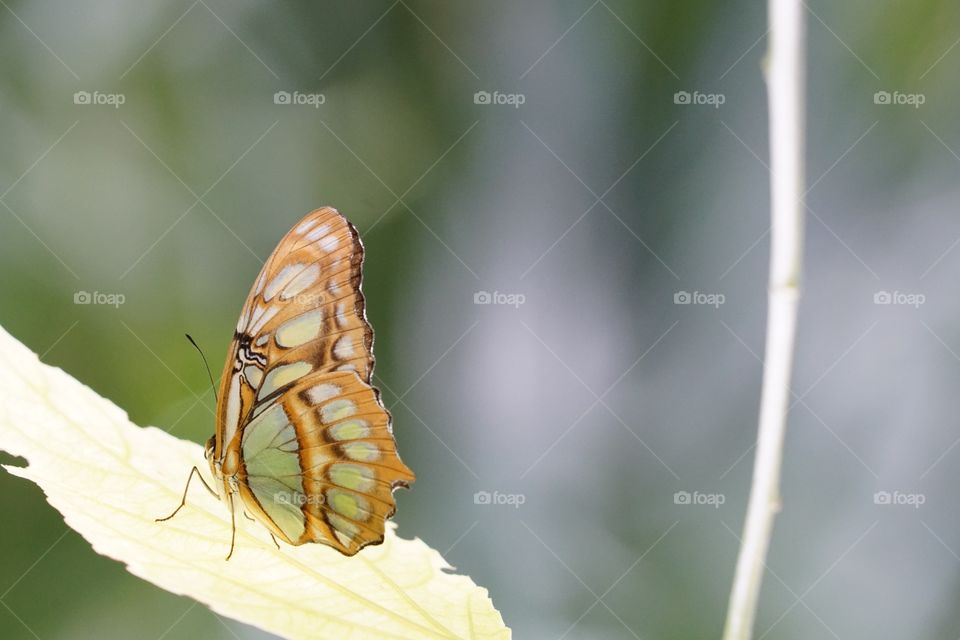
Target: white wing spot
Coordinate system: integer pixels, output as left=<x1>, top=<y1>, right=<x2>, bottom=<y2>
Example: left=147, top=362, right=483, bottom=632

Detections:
left=306, top=382, right=341, bottom=405
left=275, top=309, right=322, bottom=348
left=223, top=373, right=242, bottom=450
left=328, top=513, right=359, bottom=548
left=253, top=269, right=267, bottom=296
left=264, top=264, right=304, bottom=301
left=328, top=513, right=360, bottom=537
left=320, top=234, right=339, bottom=253
left=329, top=463, right=375, bottom=492
left=258, top=361, right=312, bottom=399
left=280, top=264, right=321, bottom=300
left=249, top=304, right=265, bottom=326
left=333, top=335, right=354, bottom=359
left=326, top=489, right=369, bottom=521
left=243, top=365, right=263, bottom=389
left=321, top=398, right=357, bottom=423
left=249, top=304, right=280, bottom=335
left=335, top=302, right=348, bottom=328
left=305, top=224, right=331, bottom=242
left=329, top=418, right=370, bottom=440
left=342, top=441, right=380, bottom=462
left=295, top=217, right=320, bottom=234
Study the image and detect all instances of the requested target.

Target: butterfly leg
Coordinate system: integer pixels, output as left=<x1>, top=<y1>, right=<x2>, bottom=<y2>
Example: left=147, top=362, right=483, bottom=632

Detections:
left=225, top=493, right=237, bottom=561
left=156, top=466, right=217, bottom=522
left=240, top=510, right=279, bottom=550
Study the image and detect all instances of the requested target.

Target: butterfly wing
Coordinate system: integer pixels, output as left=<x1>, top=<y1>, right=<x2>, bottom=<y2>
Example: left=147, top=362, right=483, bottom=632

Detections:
left=213, top=207, right=413, bottom=555
left=236, top=370, right=414, bottom=554
left=215, top=206, right=377, bottom=456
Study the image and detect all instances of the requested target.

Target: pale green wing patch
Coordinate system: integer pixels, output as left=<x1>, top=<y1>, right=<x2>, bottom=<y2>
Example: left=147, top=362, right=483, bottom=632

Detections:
left=246, top=474, right=307, bottom=542
left=242, top=404, right=308, bottom=542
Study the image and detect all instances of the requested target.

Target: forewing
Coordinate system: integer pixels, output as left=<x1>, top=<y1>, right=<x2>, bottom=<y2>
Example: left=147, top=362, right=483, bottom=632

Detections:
left=214, top=207, right=376, bottom=459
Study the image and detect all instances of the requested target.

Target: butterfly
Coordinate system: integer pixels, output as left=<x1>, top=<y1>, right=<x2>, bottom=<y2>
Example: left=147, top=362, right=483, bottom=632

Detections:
left=159, top=207, right=414, bottom=558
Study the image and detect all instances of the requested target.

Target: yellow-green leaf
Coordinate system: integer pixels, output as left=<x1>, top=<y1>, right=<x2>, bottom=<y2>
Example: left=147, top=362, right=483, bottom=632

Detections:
left=0, top=325, right=509, bottom=640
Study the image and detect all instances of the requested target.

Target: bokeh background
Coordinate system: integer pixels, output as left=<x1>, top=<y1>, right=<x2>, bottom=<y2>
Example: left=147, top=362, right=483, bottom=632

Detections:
left=2, top=1, right=960, bottom=638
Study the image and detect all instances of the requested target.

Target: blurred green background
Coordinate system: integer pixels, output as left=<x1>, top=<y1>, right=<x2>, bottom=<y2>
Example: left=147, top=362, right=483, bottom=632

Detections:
left=3, top=1, right=960, bottom=638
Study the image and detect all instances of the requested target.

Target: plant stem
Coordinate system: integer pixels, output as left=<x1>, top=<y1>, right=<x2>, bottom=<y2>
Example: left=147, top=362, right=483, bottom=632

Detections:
left=722, top=1, right=806, bottom=639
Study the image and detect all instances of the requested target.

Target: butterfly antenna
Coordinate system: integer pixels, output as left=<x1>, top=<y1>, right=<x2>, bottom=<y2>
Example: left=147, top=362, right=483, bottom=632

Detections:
left=185, top=333, right=218, bottom=404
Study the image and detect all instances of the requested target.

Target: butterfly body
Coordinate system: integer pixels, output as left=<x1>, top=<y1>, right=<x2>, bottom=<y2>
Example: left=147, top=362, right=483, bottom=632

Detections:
left=191, top=207, right=413, bottom=556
